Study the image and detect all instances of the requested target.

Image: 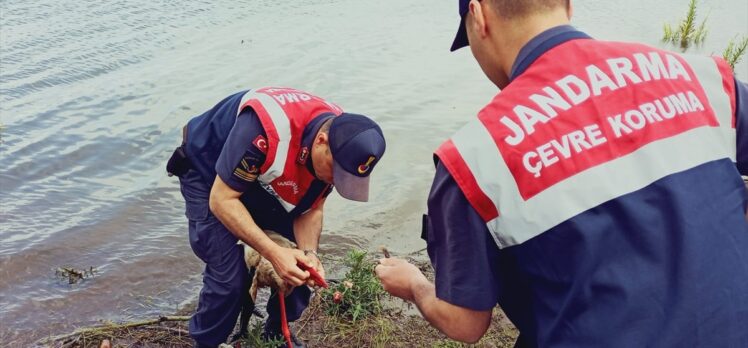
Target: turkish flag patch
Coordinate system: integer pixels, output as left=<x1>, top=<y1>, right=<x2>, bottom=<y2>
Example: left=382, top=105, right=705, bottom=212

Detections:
left=252, top=135, right=268, bottom=154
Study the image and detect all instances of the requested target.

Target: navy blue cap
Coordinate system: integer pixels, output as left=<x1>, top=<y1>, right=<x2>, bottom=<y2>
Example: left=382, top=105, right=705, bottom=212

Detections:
left=329, top=113, right=386, bottom=202
left=451, top=0, right=471, bottom=51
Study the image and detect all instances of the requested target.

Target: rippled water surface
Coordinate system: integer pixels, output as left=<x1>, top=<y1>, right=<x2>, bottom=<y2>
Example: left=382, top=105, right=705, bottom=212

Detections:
left=1, top=0, right=746, bottom=345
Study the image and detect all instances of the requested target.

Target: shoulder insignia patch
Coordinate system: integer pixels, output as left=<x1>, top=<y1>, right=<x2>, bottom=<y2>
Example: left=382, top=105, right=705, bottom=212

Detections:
left=233, top=157, right=261, bottom=182
left=297, top=146, right=309, bottom=165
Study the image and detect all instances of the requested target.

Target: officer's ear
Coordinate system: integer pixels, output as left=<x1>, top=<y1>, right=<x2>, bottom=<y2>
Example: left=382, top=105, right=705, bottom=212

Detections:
left=468, top=0, right=488, bottom=39
left=315, top=131, right=329, bottom=146
left=314, top=117, right=333, bottom=148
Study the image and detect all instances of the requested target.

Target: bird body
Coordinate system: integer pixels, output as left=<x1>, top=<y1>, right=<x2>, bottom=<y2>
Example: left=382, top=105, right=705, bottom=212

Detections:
left=241, top=230, right=295, bottom=302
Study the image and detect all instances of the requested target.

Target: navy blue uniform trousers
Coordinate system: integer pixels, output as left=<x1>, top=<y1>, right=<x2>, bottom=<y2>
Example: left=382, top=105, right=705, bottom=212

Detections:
left=179, top=169, right=310, bottom=347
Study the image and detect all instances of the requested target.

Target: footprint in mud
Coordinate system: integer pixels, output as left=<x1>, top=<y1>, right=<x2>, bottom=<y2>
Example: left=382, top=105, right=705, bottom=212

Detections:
left=362, top=222, right=383, bottom=229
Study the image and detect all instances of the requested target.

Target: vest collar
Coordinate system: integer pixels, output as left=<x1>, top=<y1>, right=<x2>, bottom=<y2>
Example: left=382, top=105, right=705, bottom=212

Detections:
left=510, top=25, right=592, bottom=82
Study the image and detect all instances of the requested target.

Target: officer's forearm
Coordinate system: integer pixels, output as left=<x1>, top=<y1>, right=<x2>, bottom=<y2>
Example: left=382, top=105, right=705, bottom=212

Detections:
left=411, top=280, right=492, bottom=343
left=212, top=197, right=280, bottom=255
left=209, top=176, right=280, bottom=258
left=293, top=207, right=323, bottom=252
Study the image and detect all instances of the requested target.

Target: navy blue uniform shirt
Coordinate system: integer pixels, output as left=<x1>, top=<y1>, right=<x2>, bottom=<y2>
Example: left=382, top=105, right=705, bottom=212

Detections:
left=185, top=95, right=334, bottom=238
left=179, top=99, right=324, bottom=346
left=426, top=25, right=748, bottom=346
left=210, top=108, right=333, bottom=197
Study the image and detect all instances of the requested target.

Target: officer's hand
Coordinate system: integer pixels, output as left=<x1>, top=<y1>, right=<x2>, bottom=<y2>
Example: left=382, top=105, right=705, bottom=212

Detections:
left=267, top=247, right=311, bottom=287
left=375, top=257, right=428, bottom=303
left=304, top=254, right=325, bottom=288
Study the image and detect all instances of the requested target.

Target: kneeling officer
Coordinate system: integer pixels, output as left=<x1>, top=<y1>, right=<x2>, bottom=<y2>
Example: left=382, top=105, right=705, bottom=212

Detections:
left=167, top=87, right=386, bottom=347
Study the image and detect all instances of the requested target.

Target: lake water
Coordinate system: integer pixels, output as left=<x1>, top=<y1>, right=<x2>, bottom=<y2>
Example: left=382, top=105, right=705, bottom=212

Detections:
left=1, top=0, right=745, bottom=345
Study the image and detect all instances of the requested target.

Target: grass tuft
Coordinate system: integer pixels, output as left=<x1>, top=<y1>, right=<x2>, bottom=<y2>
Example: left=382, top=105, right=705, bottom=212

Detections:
left=235, top=320, right=285, bottom=348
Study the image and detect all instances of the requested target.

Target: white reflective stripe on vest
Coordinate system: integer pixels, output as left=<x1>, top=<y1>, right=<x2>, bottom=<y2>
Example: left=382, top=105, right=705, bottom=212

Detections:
left=451, top=56, right=735, bottom=250
left=238, top=90, right=296, bottom=212
left=451, top=121, right=520, bottom=248
left=680, top=54, right=736, bottom=161
left=238, top=90, right=255, bottom=115
left=237, top=91, right=293, bottom=183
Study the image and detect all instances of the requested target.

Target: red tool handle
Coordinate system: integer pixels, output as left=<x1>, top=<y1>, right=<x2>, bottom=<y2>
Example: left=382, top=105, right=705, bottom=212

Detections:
left=297, top=262, right=328, bottom=288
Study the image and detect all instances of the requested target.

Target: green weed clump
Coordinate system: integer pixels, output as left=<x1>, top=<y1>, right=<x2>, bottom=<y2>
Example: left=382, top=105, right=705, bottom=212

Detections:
left=236, top=321, right=284, bottom=348
left=662, top=0, right=708, bottom=50
left=321, top=250, right=385, bottom=322
left=723, top=36, right=748, bottom=70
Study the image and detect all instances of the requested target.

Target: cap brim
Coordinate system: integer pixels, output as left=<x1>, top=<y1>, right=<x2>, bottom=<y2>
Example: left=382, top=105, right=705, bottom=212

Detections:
left=332, top=161, right=370, bottom=202
left=450, top=16, right=468, bottom=51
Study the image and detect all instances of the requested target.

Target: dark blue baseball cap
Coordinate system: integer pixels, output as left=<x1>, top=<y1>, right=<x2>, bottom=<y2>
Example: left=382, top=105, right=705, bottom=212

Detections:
left=451, top=0, right=471, bottom=51
left=329, top=113, right=386, bottom=202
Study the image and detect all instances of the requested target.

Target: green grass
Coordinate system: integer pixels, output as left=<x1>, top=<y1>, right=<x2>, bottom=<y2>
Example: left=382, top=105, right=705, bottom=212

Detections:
left=312, top=314, right=397, bottom=348
left=236, top=321, right=285, bottom=348
left=432, top=340, right=467, bottom=348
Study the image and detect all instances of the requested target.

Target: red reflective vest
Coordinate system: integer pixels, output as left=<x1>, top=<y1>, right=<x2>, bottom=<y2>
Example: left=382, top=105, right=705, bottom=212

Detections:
left=238, top=87, right=343, bottom=212
left=436, top=39, right=737, bottom=248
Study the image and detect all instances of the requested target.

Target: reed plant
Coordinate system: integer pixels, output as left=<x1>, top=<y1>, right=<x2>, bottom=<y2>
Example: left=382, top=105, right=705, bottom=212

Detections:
left=662, top=0, right=708, bottom=50
left=662, top=0, right=746, bottom=71
left=723, top=36, right=748, bottom=69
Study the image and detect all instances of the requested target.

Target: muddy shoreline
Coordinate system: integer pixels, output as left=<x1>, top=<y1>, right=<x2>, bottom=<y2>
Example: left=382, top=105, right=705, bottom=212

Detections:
left=40, top=259, right=519, bottom=348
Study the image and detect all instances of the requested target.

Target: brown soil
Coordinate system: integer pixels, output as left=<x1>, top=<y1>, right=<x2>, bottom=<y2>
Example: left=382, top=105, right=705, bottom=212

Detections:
left=42, top=260, right=519, bottom=347
left=293, top=258, right=518, bottom=347
left=295, top=298, right=518, bottom=348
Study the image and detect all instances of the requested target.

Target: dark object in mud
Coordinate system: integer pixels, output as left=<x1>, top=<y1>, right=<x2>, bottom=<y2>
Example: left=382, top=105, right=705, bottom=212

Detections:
left=56, top=266, right=97, bottom=284
left=379, top=246, right=391, bottom=258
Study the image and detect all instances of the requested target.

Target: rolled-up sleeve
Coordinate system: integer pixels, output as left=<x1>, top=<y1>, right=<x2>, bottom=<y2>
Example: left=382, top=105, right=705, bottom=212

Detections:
left=215, top=108, right=267, bottom=192
left=425, top=161, right=500, bottom=311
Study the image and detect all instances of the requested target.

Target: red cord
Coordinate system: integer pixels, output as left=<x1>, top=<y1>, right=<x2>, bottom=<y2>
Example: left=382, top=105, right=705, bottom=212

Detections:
left=277, top=263, right=328, bottom=347
left=279, top=294, right=293, bottom=348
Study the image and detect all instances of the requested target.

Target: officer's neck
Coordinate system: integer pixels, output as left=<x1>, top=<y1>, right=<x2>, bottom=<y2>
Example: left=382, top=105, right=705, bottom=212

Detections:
left=492, top=9, right=571, bottom=83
